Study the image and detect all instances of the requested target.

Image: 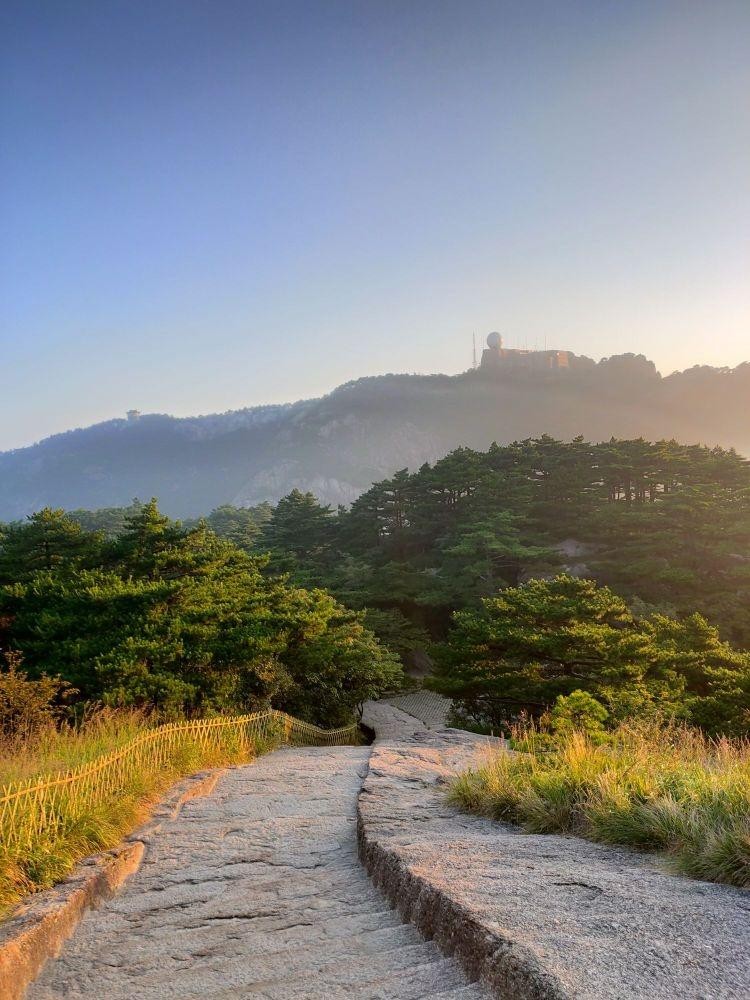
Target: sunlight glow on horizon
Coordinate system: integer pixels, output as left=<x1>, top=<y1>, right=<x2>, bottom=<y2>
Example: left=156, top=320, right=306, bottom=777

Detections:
left=1, top=0, right=748, bottom=450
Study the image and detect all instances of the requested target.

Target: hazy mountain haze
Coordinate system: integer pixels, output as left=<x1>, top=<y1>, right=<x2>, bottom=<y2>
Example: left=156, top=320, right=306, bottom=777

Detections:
left=2, top=354, right=748, bottom=520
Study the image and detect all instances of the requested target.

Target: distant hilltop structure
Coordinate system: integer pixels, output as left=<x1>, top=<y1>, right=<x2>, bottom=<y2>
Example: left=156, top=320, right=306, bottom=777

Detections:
left=126, top=409, right=141, bottom=422
left=479, top=332, right=574, bottom=373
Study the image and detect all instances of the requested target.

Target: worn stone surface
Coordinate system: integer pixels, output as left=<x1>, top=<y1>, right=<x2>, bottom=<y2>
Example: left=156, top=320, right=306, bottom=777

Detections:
left=359, top=701, right=750, bottom=1000
left=0, top=843, right=144, bottom=1000
left=382, top=690, right=454, bottom=730
left=28, top=746, right=490, bottom=999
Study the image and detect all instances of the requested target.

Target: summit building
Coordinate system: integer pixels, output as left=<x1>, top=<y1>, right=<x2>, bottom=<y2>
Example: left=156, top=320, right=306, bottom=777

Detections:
left=480, top=332, right=573, bottom=372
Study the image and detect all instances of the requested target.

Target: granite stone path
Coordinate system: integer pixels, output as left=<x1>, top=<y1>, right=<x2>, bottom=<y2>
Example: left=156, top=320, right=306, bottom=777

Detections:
left=382, top=690, right=454, bottom=729
left=361, top=702, right=750, bottom=1000
left=28, top=746, right=490, bottom=1000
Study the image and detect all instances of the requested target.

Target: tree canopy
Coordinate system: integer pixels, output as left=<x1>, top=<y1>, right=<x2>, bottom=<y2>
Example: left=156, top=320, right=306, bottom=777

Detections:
left=0, top=502, right=401, bottom=724
left=429, top=575, right=750, bottom=735
left=248, top=437, right=750, bottom=647
left=4, top=436, right=750, bottom=733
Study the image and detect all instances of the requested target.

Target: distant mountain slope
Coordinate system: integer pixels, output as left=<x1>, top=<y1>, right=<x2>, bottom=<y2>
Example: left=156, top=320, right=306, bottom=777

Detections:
left=2, top=354, right=749, bottom=519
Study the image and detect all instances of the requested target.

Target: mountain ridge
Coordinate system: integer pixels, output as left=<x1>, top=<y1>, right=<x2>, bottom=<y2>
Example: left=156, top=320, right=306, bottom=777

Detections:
left=2, top=353, right=749, bottom=520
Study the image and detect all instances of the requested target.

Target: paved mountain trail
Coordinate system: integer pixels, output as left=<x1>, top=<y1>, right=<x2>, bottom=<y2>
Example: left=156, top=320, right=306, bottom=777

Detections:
left=29, top=746, right=490, bottom=1000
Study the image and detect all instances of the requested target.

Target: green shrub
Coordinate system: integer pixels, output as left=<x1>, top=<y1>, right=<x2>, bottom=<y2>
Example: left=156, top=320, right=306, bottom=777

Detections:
left=0, top=652, right=74, bottom=740
left=548, top=690, right=608, bottom=739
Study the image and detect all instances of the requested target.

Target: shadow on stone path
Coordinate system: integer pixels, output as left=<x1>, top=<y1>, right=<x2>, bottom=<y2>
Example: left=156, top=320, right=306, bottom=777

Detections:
left=29, top=746, right=490, bottom=999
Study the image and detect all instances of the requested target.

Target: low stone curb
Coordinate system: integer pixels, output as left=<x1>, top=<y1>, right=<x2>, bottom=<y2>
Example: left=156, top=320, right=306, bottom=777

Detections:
left=358, top=703, right=565, bottom=999
left=358, top=817, right=568, bottom=999
left=0, top=768, right=225, bottom=1000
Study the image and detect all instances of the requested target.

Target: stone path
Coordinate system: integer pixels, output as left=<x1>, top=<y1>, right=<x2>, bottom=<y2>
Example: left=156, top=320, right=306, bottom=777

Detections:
left=361, top=702, right=750, bottom=1000
left=382, top=690, right=454, bottom=729
left=29, top=746, right=490, bottom=999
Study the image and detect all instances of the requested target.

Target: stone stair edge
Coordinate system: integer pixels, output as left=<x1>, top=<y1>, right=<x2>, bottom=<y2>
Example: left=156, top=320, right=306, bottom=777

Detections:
left=357, top=701, right=568, bottom=999
left=356, top=809, right=568, bottom=1000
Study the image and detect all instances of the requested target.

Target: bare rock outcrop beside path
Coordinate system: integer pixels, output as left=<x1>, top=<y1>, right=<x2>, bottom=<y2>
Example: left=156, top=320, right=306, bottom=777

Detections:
left=359, top=700, right=750, bottom=1000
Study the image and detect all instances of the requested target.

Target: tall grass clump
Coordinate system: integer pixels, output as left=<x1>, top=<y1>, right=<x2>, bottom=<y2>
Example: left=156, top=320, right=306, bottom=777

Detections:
left=0, top=708, right=285, bottom=915
left=449, top=721, right=750, bottom=888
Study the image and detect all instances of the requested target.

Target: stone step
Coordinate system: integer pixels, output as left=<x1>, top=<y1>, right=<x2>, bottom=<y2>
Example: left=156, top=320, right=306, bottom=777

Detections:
left=28, top=925, right=440, bottom=999
left=126, top=940, right=451, bottom=997
left=38, top=902, right=410, bottom=974
left=104, top=881, right=392, bottom=927
left=204, top=956, right=472, bottom=1000
left=359, top=958, right=472, bottom=1000
left=64, top=916, right=427, bottom=972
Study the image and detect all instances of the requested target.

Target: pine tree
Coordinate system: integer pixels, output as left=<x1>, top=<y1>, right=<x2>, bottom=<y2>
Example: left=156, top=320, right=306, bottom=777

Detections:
left=0, top=508, right=101, bottom=584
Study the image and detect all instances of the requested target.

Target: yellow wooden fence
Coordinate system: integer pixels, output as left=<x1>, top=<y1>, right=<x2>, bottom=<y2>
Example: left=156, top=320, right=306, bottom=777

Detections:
left=0, top=710, right=358, bottom=852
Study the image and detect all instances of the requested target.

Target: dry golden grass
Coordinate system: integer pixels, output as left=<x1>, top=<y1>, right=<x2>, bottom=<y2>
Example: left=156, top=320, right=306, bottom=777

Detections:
left=449, top=722, right=750, bottom=888
left=0, top=708, right=150, bottom=784
left=0, top=709, right=281, bottom=915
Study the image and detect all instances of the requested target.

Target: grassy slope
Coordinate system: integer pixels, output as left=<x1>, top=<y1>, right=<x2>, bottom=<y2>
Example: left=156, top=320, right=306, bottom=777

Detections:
left=449, top=724, right=750, bottom=888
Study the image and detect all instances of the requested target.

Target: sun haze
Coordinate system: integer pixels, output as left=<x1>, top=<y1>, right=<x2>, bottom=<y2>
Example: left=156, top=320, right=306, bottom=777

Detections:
left=1, top=0, right=748, bottom=449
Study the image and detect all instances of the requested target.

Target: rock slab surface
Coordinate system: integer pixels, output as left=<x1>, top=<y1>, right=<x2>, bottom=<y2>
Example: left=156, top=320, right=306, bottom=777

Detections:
left=28, top=745, right=489, bottom=999
left=360, top=701, right=750, bottom=1000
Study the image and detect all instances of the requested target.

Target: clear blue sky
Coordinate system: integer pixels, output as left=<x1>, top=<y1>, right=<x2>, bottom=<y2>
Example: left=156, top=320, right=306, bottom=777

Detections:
left=1, top=0, right=748, bottom=450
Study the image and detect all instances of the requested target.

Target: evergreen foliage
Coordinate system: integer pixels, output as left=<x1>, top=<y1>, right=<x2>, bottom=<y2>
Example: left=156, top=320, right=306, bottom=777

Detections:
left=246, top=436, right=750, bottom=733
left=0, top=507, right=103, bottom=584
left=4, top=436, right=750, bottom=733
left=249, top=437, right=750, bottom=646
left=0, top=503, right=401, bottom=724
left=429, top=575, right=750, bottom=734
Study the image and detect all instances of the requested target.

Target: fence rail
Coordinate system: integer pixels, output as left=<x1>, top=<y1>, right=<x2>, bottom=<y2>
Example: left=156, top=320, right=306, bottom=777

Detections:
left=0, top=710, right=358, bottom=852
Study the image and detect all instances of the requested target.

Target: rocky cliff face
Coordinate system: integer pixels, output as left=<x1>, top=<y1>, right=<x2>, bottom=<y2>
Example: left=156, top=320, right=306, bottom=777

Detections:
left=1, top=356, right=749, bottom=519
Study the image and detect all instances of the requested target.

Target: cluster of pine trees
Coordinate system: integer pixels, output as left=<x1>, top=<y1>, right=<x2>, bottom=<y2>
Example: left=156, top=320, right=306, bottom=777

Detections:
left=434, top=574, right=750, bottom=734
left=251, top=438, right=750, bottom=631
left=246, top=437, right=750, bottom=733
left=3, top=436, right=749, bottom=734
left=0, top=503, right=401, bottom=724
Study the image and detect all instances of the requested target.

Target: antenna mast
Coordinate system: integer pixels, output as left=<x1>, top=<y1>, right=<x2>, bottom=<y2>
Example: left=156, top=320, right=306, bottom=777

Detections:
left=472, top=332, right=477, bottom=369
